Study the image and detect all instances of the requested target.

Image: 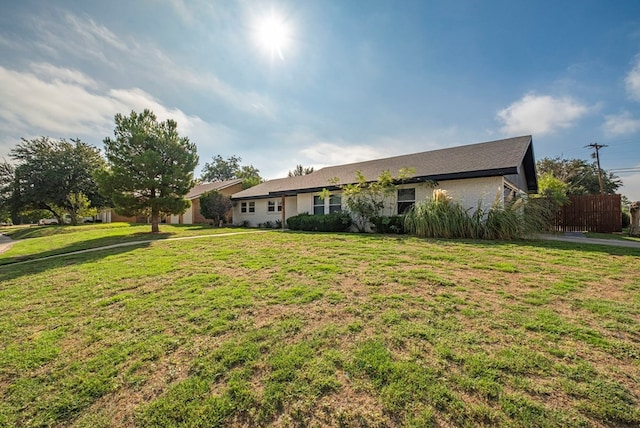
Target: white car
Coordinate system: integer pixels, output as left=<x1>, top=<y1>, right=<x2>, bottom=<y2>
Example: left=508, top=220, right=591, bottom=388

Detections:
left=38, top=218, right=59, bottom=225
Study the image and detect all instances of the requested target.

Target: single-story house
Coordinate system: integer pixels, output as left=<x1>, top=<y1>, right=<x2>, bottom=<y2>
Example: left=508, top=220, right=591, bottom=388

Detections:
left=167, top=179, right=243, bottom=224
left=99, top=179, right=244, bottom=224
left=231, top=135, right=538, bottom=227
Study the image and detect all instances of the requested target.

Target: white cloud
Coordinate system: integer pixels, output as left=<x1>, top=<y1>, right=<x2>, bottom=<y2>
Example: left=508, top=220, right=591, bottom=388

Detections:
left=625, top=57, right=640, bottom=101
left=497, top=93, right=589, bottom=136
left=603, top=111, right=640, bottom=135
left=26, top=10, right=277, bottom=118
left=300, top=142, right=387, bottom=168
left=0, top=64, right=232, bottom=161
left=619, top=170, right=640, bottom=202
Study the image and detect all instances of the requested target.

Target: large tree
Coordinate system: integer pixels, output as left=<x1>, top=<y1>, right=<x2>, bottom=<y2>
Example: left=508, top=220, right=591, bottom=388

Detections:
left=536, top=157, right=622, bottom=195
left=1, top=137, right=105, bottom=225
left=201, top=155, right=262, bottom=189
left=98, top=110, right=198, bottom=233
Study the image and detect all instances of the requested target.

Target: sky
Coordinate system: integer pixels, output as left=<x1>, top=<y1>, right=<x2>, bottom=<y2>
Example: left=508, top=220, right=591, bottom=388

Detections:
left=1, top=0, right=640, bottom=201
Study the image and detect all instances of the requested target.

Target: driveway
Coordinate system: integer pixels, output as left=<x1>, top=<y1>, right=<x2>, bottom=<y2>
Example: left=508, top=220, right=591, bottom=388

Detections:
left=538, top=233, right=640, bottom=249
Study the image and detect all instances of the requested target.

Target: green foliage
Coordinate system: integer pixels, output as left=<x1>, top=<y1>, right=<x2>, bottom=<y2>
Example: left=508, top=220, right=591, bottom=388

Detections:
left=2, top=137, right=105, bottom=225
left=201, top=155, right=262, bottom=189
left=199, top=190, right=232, bottom=224
left=339, top=168, right=419, bottom=232
left=286, top=212, right=352, bottom=232
left=537, top=156, right=622, bottom=195
left=98, top=109, right=198, bottom=233
left=370, top=215, right=406, bottom=234
left=405, top=192, right=547, bottom=240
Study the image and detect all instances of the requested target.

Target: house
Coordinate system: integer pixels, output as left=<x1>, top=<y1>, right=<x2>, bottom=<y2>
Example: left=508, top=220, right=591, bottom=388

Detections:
left=231, top=136, right=538, bottom=227
left=99, top=179, right=244, bottom=224
left=167, top=179, right=244, bottom=224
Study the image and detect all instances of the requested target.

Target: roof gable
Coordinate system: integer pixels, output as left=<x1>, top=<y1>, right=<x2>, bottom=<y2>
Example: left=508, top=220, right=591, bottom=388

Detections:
left=186, top=179, right=243, bottom=199
left=233, top=136, right=537, bottom=199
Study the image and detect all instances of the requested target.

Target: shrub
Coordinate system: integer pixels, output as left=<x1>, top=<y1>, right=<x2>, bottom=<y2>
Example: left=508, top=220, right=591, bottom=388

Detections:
left=286, top=212, right=352, bottom=232
left=405, top=190, right=547, bottom=240
left=370, top=215, right=406, bottom=234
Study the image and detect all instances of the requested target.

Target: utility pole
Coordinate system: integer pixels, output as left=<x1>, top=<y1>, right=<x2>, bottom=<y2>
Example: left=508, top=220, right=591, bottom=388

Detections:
left=585, top=142, right=607, bottom=194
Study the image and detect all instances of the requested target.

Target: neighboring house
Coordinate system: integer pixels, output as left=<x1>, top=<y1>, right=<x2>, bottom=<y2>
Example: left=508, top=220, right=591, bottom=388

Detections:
left=231, top=136, right=538, bottom=227
left=168, top=179, right=244, bottom=224
left=99, top=179, right=244, bottom=224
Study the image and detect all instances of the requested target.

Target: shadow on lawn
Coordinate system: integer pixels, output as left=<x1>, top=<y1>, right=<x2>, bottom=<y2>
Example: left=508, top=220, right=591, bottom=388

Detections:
left=0, top=233, right=173, bottom=281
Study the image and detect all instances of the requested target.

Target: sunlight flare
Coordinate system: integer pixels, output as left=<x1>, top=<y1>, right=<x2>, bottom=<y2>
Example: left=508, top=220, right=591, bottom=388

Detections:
left=253, top=10, right=292, bottom=61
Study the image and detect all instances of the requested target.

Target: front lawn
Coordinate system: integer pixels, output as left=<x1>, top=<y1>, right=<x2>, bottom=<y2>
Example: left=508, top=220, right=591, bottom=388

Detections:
left=0, top=228, right=638, bottom=426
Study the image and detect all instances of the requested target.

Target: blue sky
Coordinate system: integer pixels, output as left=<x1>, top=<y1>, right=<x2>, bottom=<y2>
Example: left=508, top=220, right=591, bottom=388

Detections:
left=1, top=0, right=640, bottom=200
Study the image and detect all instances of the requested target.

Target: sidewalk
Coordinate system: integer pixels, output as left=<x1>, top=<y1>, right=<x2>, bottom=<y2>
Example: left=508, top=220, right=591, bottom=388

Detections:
left=538, top=233, right=640, bottom=249
left=0, top=234, right=14, bottom=254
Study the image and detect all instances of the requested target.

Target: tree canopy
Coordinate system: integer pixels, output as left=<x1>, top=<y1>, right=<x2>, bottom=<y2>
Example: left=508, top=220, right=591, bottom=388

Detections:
left=98, top=109, right=198, bottom=233
left=199, top=190, right=232, bottom=225
left=0, top=137, right=105, bottom=225
left=288, top=164, right=314, bottom=177
left=536, top=157, right=622, bottom=195
left=201, top=155, right=262, bottom=189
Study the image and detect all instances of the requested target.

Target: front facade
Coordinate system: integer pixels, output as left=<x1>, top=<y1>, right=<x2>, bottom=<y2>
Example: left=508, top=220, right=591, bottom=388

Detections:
left=99, top=179, right=244, bottom=224
left=231, top=136, right=538, bottom=227
left=168, top=179, right=244, bottom=225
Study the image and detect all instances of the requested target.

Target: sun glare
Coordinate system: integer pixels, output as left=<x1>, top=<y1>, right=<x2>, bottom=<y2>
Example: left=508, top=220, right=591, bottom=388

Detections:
left=254, top=11, right=291, bottom=61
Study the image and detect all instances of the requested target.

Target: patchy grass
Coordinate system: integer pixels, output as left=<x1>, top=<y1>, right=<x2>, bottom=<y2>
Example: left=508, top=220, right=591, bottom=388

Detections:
left=0, top=228, right=639, bottom=426
left=0, top=223, right=247, bottom=265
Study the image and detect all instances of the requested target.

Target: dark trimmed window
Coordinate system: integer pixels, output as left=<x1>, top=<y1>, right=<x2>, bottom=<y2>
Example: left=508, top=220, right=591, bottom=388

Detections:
left=397, top=188, right=416, bottom=214
left=329, top=195, right=342, bottom=213
left=313, top=195, right=325, bottom=215
left=241, top=202, right=247, bottom=213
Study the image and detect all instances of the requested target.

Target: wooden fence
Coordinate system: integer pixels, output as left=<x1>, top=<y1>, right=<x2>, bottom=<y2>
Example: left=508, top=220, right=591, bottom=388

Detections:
left=553, top=194, right=622, bottom=233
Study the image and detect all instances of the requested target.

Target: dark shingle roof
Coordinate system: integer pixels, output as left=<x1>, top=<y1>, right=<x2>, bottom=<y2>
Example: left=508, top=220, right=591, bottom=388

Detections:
left=186, top=179, right=243, bottom=199
left=233, top=136, right=536, bottom=199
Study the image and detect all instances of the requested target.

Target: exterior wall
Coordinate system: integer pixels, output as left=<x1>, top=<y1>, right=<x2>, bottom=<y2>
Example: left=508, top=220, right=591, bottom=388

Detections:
left=434, top=176, right=504, bottom=212
left=186, top=182, right=244, bottom=225
left=233, top=196, right=294, bottom=227
left=232, top=176, right=506, bottom=227
left=99, top=209, right=138, bottom=223
left=191, top=198, right=208, bottom=224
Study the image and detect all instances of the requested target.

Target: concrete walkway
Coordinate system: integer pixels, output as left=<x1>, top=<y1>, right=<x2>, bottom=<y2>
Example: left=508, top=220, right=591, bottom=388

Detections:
left=0, top=234, right=14, bottom=254
left=538, top=233, right=640, bottom=249
left=0, top=230, right=269, bottom=266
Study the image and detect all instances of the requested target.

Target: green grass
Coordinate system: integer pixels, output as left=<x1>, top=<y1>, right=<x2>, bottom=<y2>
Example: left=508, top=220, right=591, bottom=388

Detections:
left=0, top=224, right=639, bottom=426
left=0, top=223, right=250, bottom=265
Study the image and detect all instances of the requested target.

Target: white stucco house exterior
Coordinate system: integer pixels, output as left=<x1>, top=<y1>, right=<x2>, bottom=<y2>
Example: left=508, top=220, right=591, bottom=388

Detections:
left=230, top=136, right=538, bottom=227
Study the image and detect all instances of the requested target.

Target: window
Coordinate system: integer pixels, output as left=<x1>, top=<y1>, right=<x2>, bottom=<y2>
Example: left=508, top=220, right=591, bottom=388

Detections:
left=313, top=195, right=325, bottom=215
left=329, top=195, right=342, bottom=213
left=241, top=201, right=255, bottom=214
left=268, top=200, right=283, bottom=213
left=397, top=188, right=416, bottom=214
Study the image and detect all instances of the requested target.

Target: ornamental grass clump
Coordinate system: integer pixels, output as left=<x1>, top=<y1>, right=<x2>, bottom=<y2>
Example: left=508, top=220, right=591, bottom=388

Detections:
left=405, top=189, right=546, bottom=240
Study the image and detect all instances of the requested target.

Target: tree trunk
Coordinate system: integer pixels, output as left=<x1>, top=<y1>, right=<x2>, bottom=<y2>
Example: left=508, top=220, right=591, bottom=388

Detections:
left=151, top=211, right=160, bottom=233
